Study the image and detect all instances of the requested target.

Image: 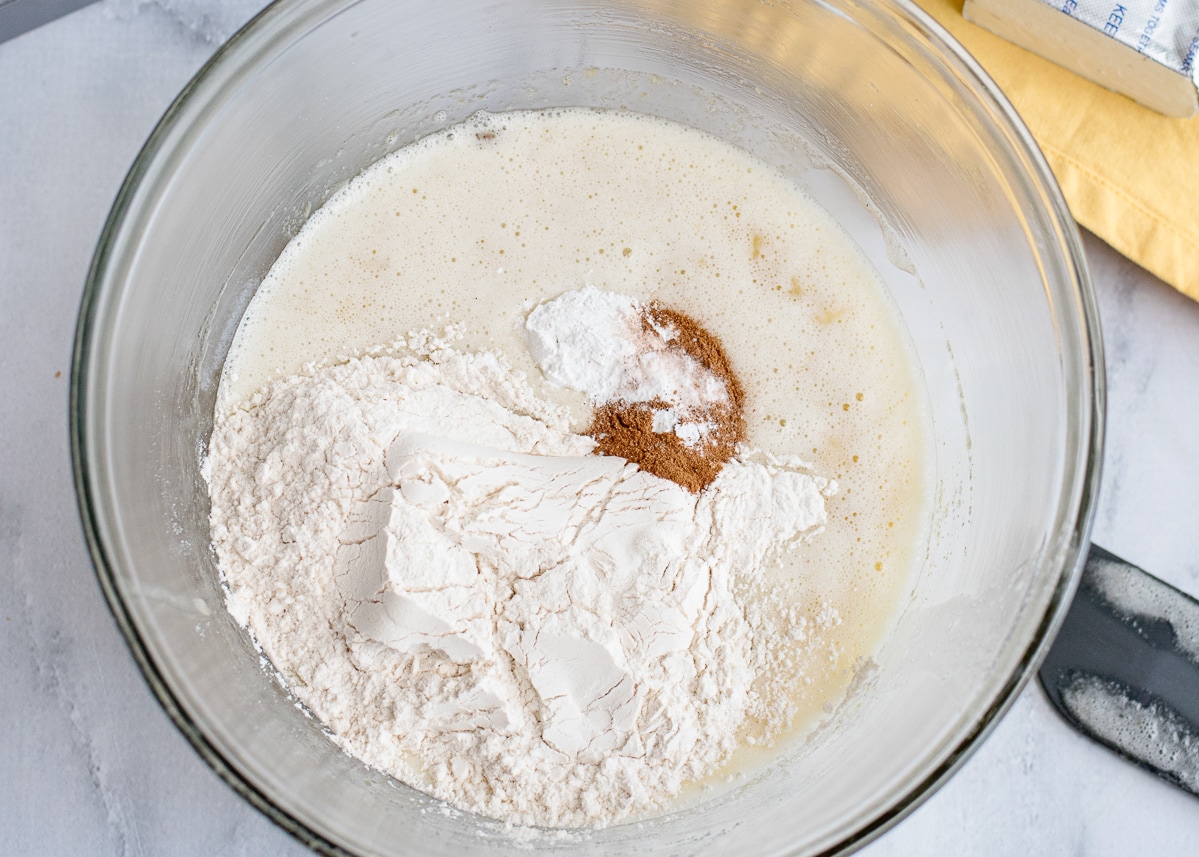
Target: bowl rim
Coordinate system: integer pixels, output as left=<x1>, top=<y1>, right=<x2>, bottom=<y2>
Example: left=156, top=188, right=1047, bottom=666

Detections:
left=70, top=0, right=1104, bottom=854
left=70, top=1, right=355, bottom=853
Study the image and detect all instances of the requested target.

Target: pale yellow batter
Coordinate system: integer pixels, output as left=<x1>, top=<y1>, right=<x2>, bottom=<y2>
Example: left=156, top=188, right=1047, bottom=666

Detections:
left=218, top=107, right=931, bottom=805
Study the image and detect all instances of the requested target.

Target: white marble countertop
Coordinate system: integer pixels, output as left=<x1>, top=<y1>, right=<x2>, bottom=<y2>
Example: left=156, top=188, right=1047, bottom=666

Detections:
left=2, top=1, right=1197, bottom=853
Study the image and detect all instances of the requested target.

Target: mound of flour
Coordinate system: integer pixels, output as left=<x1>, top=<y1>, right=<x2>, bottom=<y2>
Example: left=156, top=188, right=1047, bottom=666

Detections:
left=204, top=338, right=831, bottom=828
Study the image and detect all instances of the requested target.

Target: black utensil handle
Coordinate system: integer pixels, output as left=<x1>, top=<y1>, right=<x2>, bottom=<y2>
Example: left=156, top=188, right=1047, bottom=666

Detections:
left=1038, top=544, right=1199, bottom=797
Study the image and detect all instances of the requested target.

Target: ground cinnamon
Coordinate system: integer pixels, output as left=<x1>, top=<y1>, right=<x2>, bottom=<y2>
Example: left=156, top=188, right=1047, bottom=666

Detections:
left=588, top=304, right=745, bottom=493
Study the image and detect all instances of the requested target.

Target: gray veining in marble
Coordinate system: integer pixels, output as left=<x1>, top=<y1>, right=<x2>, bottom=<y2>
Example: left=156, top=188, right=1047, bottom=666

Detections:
left=2, top=1, right=1197, bottom=854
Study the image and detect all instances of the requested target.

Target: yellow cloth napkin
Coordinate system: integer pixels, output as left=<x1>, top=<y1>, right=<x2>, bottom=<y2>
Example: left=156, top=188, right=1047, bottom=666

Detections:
left=913, top=0, right=1199, bottom=301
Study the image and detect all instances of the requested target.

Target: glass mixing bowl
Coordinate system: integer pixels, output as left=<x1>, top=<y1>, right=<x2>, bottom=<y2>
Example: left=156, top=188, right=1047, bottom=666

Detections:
left=72, top=0, right=1102, bottom=854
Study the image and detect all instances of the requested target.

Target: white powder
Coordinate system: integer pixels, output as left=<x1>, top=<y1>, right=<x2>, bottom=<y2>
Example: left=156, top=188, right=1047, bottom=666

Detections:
left=205, top=328, right=833, bottom=828
left=525, top=286, right=728, bottom=447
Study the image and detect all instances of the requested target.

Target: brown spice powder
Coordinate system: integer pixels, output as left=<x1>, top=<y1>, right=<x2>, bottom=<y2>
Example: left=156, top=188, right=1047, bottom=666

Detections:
left=588, top=304, right=745, bottom=493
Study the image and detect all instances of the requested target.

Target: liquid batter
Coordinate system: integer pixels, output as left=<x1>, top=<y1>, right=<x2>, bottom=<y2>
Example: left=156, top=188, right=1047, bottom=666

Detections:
left=213, top=108, right=931, bottom=822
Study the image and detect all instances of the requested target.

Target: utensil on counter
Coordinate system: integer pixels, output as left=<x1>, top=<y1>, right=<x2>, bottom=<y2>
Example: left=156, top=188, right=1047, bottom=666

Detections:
left=0, top=0, right=99, bottom=45
left=1041, top=544, right=1199, bottom=797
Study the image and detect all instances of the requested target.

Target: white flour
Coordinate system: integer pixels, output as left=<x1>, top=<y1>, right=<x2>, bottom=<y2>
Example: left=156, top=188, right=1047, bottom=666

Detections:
left=205, top=324, right=833, bottom=828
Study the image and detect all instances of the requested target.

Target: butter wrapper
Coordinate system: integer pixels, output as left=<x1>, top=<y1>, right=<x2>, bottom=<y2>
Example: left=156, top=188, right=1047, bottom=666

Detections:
left=965, top=0, right=1199, bottom=116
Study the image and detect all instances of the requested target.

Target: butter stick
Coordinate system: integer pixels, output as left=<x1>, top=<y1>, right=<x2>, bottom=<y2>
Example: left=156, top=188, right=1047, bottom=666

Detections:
left=964, top=0, right=1199, bottom=117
